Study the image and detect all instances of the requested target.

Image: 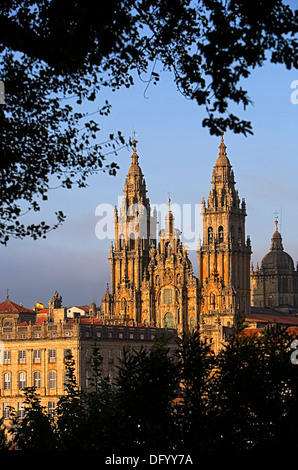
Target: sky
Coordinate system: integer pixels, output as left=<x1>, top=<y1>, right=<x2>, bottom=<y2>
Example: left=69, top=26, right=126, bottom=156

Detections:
left=1, top=48, right=298, bottom=310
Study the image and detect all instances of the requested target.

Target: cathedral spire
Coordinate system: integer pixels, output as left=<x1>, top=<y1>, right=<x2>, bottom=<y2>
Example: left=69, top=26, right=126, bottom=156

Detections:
left=123, top=138, right=148, bottom=208
left=208, top=134, right=238, bottom=211
left=215, top=132, right=231, bottom=167
left=165, top=194, right=174, bottom=236
left=131, top=136, right=139, bottom=166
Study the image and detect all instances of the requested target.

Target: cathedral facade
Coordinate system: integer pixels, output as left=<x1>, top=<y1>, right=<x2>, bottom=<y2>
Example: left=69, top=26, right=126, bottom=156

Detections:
left=102, top=135, right=251, bottom=346
left=101, top=143, right=199, bottom=336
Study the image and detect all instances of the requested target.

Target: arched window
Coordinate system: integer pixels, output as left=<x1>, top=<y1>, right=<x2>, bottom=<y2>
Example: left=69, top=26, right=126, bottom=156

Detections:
left=4, top=372, right=11, bottom=390
left=34, top=371, right=41, bottom=389
left=121, top=297, right=127, bottom=314
left=164, top=312, right=174, bottom=328
left=165, top=242, right=172, bottom=257
left=119, top=234, right=125, bottom=250
left=208, top=227, right=213, bottom=244
left=218, top=226, right=224, bottom=242
left=130, top=233, right=135, bottom=250
left=19, top=372, right=26, bottom=390
left=163, top=288, right=173, bottom=304
left=189, top=317, right=196, bottom=331
left=209, top=292, right=216, bottom=308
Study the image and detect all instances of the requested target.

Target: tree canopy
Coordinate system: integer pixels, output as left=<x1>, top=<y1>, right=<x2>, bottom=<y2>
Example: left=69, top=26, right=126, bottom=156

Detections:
left=0, top=0, right=297, bottom=243
left=4, top=326, right=298, bottom=453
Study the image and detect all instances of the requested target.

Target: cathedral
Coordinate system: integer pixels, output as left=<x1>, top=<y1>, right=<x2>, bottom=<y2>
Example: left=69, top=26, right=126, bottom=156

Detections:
left=101, top=141, right=199, bottom=336
left=101, top=134, right=253, bottom=349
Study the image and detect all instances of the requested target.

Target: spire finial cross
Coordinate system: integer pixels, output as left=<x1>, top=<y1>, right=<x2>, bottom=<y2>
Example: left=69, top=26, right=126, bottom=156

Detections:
left=274, top=211, right=279, bottom=231
left=167, top=191, right=171, bottom=208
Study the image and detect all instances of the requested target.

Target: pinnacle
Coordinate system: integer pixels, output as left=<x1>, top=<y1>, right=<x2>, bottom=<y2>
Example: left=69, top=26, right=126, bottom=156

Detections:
left=215, top=133, right=231, bottom=167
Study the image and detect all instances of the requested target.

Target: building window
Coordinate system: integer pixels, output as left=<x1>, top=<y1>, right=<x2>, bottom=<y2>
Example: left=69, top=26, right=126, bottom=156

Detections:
left=48, top=402, right=55, bottom=418
left=189, top=317, right=196, bottom=331
left=34, top=349, right=41, bottom=363
left=18, top=403, right=25, bottom=419
left=164, top=312, right=174, bottom=329
left=4, top=351, right=11, bottom=365
left=3, top=403, right=10, bottom=419
left=108, top=350, right=114, bottom=364
left=163, top=288, right=173, bottom=304
left=64, top=349, right=73, bottom=364
left=4, top=372, right=11, bottom=390
left=49, top=371, right=56, bottom=389
left=34, top=372, right=41, bottom=389
left=209, top=292, right=216, bottom=309
left=208, top=227, right=213, bottom=243
left=86, top=348, right=91, bottom=362
left=218, top=226, right=224, bottom=242
left=85, top=370, right=90, bottom=388
left=64, top=370, right=73, bottom=389
left=19, top=350, right=26, bottom=364
left=19, top=333, right=26, bottom=339
left=121, top=297, right=127, bottom=315
left=19, top=372, right=26, bottom=390
left=119, top=234, right=125, bottom=250
left=35, top=333, right=41, bottom=338
left=49, top=349, right=56, bottom=363
left=130, top=233, right=135, bottom=250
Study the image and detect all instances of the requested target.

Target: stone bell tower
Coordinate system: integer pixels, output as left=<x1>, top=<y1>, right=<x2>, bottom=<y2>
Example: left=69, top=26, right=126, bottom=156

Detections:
left=198, top=135, right=252, bottom=345
left=101, top=140, right=157, bottom=322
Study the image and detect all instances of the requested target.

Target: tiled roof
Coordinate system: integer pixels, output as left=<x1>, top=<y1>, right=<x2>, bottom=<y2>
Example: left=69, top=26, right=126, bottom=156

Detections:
left=37, top=309, right=49, bottom=314
left=0, top=299, right=33, bottom=314
left=246, top=312, right=298, bottom=326
left=243, top=326, right=298, bottom=338
left=68, top=306, right=90, bottom=311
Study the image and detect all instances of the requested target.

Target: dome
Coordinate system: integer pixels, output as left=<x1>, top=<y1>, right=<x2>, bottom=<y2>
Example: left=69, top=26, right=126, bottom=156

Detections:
left=261, top=223, right=294, bottom=273
left=261, top=250, right=294, bottom=273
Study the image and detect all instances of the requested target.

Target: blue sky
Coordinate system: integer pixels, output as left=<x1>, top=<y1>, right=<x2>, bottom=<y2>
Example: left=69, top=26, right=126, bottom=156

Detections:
left=1, top=55, right=298, bottom=309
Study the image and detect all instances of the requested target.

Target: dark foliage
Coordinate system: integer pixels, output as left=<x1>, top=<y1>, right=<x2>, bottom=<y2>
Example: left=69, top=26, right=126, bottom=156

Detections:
left=4, top=326, right=298, bottom=452
left=0, top=1, right=297, bottom=242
